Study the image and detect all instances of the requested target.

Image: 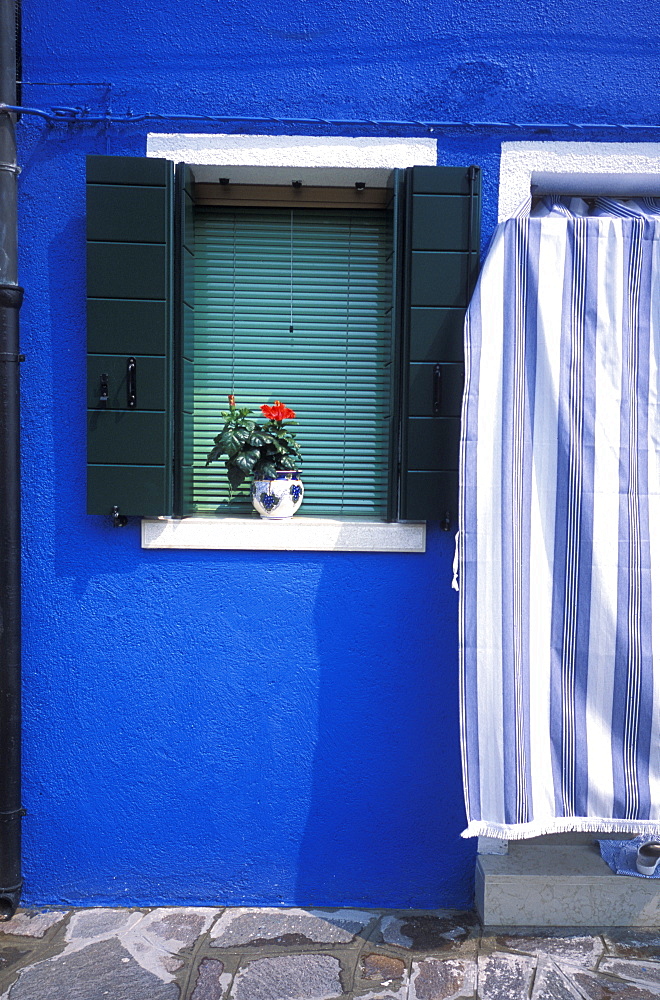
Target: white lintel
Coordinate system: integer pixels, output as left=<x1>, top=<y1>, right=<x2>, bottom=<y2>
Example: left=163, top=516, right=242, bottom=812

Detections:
left=499, top=141, right=660, bottom=220
left=146, top=133, right=437, bottom=172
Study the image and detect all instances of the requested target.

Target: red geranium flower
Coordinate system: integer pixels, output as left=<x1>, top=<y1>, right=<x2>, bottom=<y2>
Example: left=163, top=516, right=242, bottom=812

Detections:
left=261, top=400, right=296, bottom=422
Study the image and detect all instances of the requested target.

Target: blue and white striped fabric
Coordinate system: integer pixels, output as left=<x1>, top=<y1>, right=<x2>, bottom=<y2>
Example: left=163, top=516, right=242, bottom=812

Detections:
left=459, top=196, right=660, bottom=839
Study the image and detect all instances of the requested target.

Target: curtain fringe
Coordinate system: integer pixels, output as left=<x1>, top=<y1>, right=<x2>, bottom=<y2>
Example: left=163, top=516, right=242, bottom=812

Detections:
left=462, top=818, right=660, bottom=840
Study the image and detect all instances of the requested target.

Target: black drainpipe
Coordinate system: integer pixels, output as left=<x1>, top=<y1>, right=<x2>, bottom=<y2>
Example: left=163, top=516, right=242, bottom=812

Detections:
left=0, top=0, right=24, bottom=919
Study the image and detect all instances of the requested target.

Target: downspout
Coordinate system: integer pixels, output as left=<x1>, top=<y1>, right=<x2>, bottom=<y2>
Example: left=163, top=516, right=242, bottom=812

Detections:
left=0, top=0, right=24, bottom=919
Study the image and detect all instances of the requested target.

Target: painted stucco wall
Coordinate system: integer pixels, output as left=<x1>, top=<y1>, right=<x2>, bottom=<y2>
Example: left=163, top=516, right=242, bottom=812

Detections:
left=17, top=0, right=660, bottom=907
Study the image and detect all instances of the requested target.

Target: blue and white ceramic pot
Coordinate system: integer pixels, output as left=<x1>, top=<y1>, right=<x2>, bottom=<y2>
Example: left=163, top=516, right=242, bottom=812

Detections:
left=251, top=470, right=304, bottom=519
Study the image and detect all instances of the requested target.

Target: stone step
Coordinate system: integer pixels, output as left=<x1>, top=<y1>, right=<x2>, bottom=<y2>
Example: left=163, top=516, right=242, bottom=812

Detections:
left=476, top=842, right=660, bottom=928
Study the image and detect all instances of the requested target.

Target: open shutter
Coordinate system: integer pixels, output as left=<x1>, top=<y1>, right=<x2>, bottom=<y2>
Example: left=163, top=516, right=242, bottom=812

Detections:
left=86, top=155, right=175, bottom=517
left=399, top=165, right=481, bottom=523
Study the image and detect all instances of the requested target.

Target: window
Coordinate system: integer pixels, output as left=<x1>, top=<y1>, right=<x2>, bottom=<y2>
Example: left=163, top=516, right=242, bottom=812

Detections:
left=192, top=202, right=393, bottom=517
left=86, top=156, right=481, bottom=525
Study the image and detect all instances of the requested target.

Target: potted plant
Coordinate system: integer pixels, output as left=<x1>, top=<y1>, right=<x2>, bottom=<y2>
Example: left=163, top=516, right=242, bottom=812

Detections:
left=206, top=396, right=304, bottom=519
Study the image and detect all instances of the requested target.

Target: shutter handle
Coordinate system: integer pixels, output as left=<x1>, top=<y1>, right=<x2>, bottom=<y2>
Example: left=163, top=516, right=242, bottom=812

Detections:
left=433, top=363, right=442, bottom=415
left=127, top=357, right=137, bottom=409
left=99, top=373, right=109, bottom=408
left=111, top=505, right=128, bottom=528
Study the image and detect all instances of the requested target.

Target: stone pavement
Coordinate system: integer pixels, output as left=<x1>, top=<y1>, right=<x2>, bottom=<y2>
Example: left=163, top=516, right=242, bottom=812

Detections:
left=0, top=906, right=658, bottom=999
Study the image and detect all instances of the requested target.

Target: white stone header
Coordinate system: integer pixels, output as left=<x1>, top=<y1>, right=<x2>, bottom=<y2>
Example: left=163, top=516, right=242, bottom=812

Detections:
left=146, top=133, right=437, bottom=168
left=499, top=141, right=660, bottom=221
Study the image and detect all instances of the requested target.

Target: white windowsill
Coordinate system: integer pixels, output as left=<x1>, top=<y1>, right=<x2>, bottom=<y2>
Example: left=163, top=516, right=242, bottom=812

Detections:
left=141, top=516, right=426, bottom=552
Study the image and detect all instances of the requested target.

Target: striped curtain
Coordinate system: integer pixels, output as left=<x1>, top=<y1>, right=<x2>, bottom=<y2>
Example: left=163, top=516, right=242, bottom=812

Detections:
left=459, top=196, right=660, bottom=838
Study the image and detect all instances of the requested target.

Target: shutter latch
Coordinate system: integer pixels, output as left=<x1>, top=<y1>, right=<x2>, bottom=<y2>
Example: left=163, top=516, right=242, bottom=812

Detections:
left=433, top=363, right=442, bottom=415
left=111, top=505, right=128, bottom=528
left=127, top=357, right=137, bottom=409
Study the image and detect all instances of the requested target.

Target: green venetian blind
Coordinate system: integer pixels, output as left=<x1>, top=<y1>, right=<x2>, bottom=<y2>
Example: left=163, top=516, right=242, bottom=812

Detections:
left=191, top=206, right=393, bottom=516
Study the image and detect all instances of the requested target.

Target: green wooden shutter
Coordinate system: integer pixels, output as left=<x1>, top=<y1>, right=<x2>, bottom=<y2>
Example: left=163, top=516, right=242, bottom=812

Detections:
left=191, top=206, right=393, bottom=517
left=86, top=155, right=175, bottom=517
left=399, top=165, right=481, bottom=523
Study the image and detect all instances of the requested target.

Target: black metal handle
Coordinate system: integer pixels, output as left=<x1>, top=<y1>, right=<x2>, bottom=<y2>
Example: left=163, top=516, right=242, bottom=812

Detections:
left=111, top=505, right=128, bottom=528
left=127, top=357, right=136, bottom=409
left=433, top=363, right=442, bottom=415
left=99, top=373, right=108, bottom=408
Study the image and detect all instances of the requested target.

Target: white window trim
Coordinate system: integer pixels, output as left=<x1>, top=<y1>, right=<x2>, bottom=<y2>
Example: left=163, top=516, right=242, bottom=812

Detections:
left=142, top=135, right=437, bottom=551
left=499, top=140, right=660, bottom=220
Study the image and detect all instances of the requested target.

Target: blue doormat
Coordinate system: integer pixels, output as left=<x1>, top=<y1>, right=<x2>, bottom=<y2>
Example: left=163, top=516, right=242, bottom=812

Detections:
left=598, top=836, right=660, bottom=878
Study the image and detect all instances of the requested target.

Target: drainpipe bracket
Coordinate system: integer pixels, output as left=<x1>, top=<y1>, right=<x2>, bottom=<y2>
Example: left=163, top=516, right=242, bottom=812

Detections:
left=0, top=809, right=26, bottom=823
left=0, top=882, right=23, bottom=921
left=0, top=285, right=24, bottom=309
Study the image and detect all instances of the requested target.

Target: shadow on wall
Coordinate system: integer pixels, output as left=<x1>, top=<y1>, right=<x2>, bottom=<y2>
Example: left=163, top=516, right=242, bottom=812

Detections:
left=295, top=526, right=476, bottom=910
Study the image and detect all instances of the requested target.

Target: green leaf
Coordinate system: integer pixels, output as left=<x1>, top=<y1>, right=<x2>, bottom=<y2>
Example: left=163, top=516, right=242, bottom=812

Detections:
left=227, top=463, right=247, bottom=491
left=206, top=445, right=224, bottom=466
left=255, top=460, right=278, bottom=480
left=219, top=423, right=254, bottom=456
left=233, top=448, right=260, bottom=473
left=249, top=430, right=274, bottom=447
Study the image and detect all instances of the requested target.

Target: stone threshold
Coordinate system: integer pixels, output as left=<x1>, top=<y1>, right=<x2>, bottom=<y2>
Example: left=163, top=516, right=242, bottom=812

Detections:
left=477, top=842, right=660, bottom=928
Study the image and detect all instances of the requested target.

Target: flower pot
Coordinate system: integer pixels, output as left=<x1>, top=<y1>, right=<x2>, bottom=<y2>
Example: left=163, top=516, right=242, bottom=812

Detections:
left=251, top=470, right=304, bottom=519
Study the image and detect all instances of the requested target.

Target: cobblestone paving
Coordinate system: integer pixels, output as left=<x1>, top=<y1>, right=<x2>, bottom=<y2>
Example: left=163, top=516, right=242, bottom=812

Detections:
left=0, top=907, right=657, bottom=999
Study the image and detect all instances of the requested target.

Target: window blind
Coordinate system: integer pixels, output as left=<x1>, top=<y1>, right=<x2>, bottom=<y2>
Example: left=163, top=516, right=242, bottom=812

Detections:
left=191, top=205, right=393, bottom=516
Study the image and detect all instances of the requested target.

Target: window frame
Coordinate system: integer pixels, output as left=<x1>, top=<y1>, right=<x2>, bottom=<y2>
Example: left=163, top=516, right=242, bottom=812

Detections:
left=187, top=190, right=397, bottom=521
left=86, top=152, right=481, bottom=547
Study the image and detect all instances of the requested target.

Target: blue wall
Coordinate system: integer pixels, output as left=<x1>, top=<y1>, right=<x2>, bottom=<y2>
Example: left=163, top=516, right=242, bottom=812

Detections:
left=17, top=0, right=660, bottom=908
